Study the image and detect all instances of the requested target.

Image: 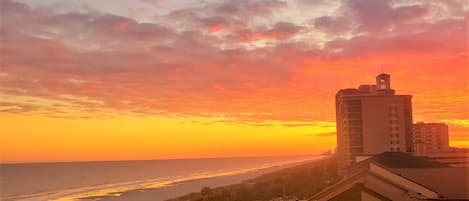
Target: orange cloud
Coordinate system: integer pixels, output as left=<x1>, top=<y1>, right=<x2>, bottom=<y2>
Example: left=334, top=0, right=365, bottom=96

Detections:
left=0, top=0, right=468, bottom=162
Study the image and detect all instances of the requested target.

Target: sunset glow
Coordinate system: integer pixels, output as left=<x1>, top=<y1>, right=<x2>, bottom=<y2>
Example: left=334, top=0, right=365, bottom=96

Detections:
left=0, top=0, right=468, bottom=163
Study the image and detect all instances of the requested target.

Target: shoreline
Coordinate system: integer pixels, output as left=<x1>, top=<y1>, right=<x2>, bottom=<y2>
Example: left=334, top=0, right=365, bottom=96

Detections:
left=3, top=156, right=324, bottom=201
left=92, top=157, right=326, bottom=201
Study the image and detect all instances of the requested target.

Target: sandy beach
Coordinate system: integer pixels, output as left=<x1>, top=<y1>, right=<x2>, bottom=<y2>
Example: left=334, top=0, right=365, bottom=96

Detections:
left=90, top=161, right=309, bottom=201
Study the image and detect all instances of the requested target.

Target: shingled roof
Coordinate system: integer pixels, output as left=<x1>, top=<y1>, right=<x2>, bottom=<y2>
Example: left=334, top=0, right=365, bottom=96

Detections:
left=370, top=152, right=449, bottom=168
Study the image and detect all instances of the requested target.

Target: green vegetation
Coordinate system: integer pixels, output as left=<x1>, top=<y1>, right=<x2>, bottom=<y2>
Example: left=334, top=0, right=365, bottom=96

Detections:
left=166, top=157, right=338, bottom=201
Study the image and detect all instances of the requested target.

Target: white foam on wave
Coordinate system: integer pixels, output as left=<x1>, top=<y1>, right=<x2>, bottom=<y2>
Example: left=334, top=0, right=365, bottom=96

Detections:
left=6, top=157, right=321, bottom=201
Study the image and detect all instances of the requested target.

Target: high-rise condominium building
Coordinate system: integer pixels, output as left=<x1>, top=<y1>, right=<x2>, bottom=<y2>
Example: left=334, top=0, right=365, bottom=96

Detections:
left=413, top=122, right=449, bottom=154
left=335, top=73, right=413, bottom=173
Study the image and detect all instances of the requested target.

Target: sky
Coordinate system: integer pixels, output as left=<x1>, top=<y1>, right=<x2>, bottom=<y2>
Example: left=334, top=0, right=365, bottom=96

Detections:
left=0, top=0, right=468, bottom=163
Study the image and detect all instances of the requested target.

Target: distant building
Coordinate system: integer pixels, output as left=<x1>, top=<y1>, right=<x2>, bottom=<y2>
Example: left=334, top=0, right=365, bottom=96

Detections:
left=311, top=152, right=469, bottom=201
left=413, top=122, right=449, bottom=154
left=335, top=74, right=413, bottom=174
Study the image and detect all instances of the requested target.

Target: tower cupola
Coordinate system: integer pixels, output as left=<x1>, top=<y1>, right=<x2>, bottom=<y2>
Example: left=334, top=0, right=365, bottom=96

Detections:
left=376, top=73, right=391, bottom=90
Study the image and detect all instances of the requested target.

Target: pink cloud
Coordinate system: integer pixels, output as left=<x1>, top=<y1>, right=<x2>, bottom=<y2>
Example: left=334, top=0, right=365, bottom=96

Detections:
left=0, top=0, right=467, bottom=125
left=227, top=22, right=304, bottom=42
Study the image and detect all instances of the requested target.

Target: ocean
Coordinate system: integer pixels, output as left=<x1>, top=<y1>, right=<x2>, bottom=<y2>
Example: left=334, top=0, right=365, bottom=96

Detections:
left=0, top=155, right=320, bottom=201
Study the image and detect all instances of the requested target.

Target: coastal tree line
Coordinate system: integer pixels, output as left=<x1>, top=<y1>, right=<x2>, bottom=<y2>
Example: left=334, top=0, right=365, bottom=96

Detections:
left=166, top=157, right=338, bottom=201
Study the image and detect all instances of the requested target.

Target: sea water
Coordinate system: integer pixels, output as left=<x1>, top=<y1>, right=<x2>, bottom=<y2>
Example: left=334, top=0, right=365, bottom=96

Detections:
left=0, top=156, right=319, bottom=201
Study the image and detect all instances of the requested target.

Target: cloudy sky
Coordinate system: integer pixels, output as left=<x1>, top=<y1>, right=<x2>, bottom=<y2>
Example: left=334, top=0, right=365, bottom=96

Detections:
left=1, top=0, right=468, bottom=162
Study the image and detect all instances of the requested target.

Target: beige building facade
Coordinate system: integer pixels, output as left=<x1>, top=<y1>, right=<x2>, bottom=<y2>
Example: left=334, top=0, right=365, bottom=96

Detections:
left=413, top=122, right=449, bottom=154
left=335, top=74, right=413, bottom=173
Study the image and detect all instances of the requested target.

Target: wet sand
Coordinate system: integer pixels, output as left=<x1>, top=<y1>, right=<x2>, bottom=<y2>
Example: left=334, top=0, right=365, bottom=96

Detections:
left=92, top=162, right=303, bottom=201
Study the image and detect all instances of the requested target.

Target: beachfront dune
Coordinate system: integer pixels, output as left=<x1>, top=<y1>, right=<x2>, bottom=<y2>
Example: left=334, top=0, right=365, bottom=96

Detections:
left=166, top=157, right=338, bottom=201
